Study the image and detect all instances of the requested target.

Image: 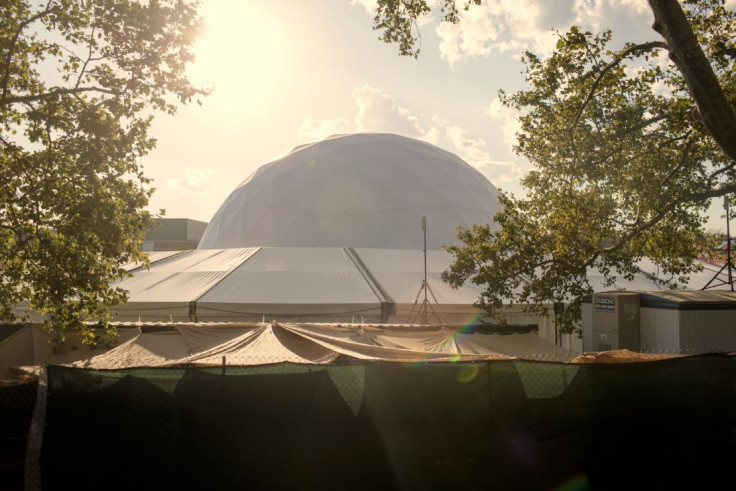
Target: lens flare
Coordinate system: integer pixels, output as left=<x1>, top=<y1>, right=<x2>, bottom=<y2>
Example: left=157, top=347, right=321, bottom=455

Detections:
left=553, top=473, right=590, bottom=491
left=457, top=364, right=479, bottom=383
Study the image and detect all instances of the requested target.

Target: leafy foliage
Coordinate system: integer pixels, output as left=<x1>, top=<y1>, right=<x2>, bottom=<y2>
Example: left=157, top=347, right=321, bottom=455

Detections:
left=0, top=0, right=207, bottom=345
left=373, top=0, right=736, bottom=334
left=373, top=0, right=479, bottom=57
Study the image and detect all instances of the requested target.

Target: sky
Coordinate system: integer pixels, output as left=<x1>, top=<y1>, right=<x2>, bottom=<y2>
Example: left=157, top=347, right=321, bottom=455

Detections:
left=143, top=0, right=731, bottom=230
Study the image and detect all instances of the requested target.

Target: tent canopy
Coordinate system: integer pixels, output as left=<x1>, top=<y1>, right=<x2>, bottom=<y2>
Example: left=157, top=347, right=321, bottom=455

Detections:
left=109, top=246, right=486, bottom=324
left=67, top=322, right=577, bottom=369
left=104, top=246, right=735, bottom=326
left=196, top=248, right=384, bottom=322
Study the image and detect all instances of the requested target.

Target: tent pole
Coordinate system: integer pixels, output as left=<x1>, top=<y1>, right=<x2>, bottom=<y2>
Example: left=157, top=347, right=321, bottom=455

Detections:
left=422, top=216, right=427, bottom=325
left=702, top=195, right=735, bottom=290
left=727, top=196, right=733, bottom=291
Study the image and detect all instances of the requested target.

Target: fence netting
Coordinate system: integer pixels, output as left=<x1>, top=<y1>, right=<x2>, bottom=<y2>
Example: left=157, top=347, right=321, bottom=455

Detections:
left=4, top=354, right=736, bottom=490
left=0, top=380, right=37, bottom=489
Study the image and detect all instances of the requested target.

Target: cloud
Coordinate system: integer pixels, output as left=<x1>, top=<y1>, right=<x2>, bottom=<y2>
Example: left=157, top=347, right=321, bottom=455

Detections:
left=435, top=0, right=656, bottom=66
left=297, top=85, right=430, bottom=141
left=436, top=0, right=558, bottom=66
left=436, top=4, right=504, bottom=66
left=573, top=0, right=651, bottom=33
left=444, top=122, right=524, bottom=185
left=350, top=0, right=436, bottom=26
left=166, top=168, right=230, bottom=204
left=445, top=123, right=492, bottom=166
left=297, top=85, right=526, bottom=186
left=351, top=0, right=657, bottom=67
left=486, top=98, right=521, bottom=149
left=298, top=117, right=352, bottom=141
left=350, top=0, right=377, bottom=14
left=353, top=85, right=426, bottom=137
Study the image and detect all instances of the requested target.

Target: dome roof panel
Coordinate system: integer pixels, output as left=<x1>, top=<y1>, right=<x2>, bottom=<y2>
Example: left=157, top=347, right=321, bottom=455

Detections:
left=198, top=133, right=501, bottom=250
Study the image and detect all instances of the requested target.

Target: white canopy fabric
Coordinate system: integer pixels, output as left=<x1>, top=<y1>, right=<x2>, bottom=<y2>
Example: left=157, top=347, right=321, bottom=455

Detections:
left=281, top=323, right=509, bottom=362
left=112, top=248, right=259, bottom=321
left=198, top=134, right=501, bottom=250
left=452, top=329, right=578, bottom=362
left=105, top=246, right=734, bottom=330
left=195, top=247, right=384, bottom=322
left=360, top=325, right=461, bottom=353
left=0, top=324, right=139, bottom=378
left=74, top=330, right=192, bottom=369
left=585, top=257, right=736, bottom=291
left=66, top=322, right=531, bottom=368
left=71, top=323, right=338, bottom=369
left=167, top=324, right=340, bottom=366
left=352, top=248, right=485, bottom=324
left=71, top=324, right=262, bottom=369
left=120, top=250, right=186, bottom=272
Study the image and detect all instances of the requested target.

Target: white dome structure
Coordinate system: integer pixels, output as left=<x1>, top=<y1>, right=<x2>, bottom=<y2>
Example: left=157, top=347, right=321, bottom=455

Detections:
left=198, top=133, right=501, bottom=250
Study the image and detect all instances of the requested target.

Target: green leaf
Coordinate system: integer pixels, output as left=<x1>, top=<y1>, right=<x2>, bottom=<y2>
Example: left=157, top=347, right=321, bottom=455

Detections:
left=0, top=0, right=208, bottom=347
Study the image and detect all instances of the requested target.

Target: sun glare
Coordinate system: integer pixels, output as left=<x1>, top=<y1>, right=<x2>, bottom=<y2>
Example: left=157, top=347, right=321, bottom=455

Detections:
left=190, top=1, right=290, bottom=118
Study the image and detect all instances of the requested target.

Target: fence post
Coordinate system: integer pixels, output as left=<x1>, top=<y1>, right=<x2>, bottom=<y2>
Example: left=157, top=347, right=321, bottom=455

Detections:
left=24, top=366, right=48, bottom=491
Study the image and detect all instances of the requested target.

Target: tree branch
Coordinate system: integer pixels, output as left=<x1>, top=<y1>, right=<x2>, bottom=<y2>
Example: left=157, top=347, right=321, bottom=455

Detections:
left=616, top=114, right=668, bottom=137
left=0, top=134, right=22, bottom=152
left=661, top=130, right=693, bottom=184
left=568, top=41, right=667, bottom=130
left=596, top=179, right=736, bottom=261
left=1, top=5, right=55, bottom=103
left=1, top=86, right=122, bottom=106
left=707, top=160, right=736, bottom=183
left=75, top=26, right=97, bottom=90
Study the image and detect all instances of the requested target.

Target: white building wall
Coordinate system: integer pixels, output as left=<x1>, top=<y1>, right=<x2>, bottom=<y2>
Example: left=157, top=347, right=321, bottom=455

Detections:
left=563, top=332, right=583, bottom=353
left=581, top=302, right=593, bottom=352
left=679, top=310, right=736, bottom=353
left=495, top=304, right=582, bottom=352
left=640, top=307, right=655, bottom=351
left=640, top=308, right=680, bottom=352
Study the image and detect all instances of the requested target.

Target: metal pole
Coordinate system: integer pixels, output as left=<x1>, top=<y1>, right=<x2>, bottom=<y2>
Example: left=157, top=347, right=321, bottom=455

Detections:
left=726, top=196, right=733, bottom=291
left=422, top=216, right=427, bottom=324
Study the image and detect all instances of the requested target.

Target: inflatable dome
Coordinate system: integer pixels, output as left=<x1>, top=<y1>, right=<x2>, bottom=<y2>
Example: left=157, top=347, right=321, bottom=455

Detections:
left=198, top=133, right=501, bottom=250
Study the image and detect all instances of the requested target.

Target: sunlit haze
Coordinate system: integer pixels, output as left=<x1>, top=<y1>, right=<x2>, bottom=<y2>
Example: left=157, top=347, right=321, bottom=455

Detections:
left=143, top=0, right=728, bottom=230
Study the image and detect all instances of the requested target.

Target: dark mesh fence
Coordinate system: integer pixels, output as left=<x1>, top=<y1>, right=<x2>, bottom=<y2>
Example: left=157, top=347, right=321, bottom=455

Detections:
left=5, top=355, right=736, bottom=490
left=0, top=381, right=37, bottom=490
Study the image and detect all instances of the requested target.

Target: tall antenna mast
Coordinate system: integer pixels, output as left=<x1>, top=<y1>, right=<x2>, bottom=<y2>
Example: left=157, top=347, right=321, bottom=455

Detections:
left=407, top=216, right=443, bottom=325
left=422, top=216, right=427, bottom=324
left=703, top=195, right=735, bottom=291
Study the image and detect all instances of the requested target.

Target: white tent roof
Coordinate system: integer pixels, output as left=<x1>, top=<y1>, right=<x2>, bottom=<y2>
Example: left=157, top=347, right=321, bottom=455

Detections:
left=586, top=257, right=734, bottom=291
left=120, top=250, right=186, bottom=272
left=107, top=246, right=734, bottom=326
left=198, top=133, right=501, bottom=250
left=33, top=132, right=734, bottom=333
left=352, top=248, right=486, bottom=323
left=109, top=247, right=483, bottom=324
left=112, top=248, right=259, bottom=320
left=196, top=247, right=384, bottom=322
left=353, top=248, right=485, bottom=304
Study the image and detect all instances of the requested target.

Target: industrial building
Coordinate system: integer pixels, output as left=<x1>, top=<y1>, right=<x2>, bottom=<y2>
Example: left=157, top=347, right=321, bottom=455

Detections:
left=582, top=290, right=736, bottom=353
left=142, top=217, right=208, bottom=251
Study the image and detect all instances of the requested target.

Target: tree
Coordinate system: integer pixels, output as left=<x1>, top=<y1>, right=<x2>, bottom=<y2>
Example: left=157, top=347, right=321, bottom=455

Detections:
left=1, top=0, right=207, bottom=345
left=372, top=0, right=736, bottom=334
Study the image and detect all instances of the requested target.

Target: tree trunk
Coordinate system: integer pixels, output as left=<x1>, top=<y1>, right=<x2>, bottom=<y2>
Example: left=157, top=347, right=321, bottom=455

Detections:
left=648, top=0, right=736, bottom=162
